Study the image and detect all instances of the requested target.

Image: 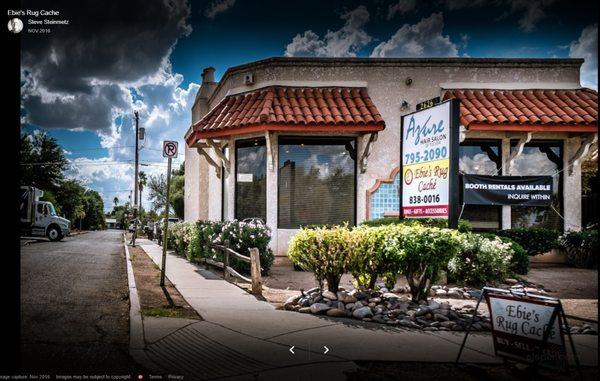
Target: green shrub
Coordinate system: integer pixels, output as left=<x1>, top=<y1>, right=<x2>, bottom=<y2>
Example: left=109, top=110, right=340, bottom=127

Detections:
left=349, top=225, right=403, bottom=290
left=361, top=217, right=472, bottom=232
left=191, top=220, right=273, bottom=274
left=167, top=221, right=197, bottom=258
left=387, top=225, right=461, bottom=301
left=288, top=225, right=356, bottom=292
left=479, top=233, right=529, bottom=275
left=558, top=226, right=598, bottom=269
left=448, top=233, right=513, bottom=286
left=494, top=228, right=560, bottom=256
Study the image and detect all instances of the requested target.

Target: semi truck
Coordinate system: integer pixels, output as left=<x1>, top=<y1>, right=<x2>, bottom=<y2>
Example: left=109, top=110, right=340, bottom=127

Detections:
left=20, top=186, right=70, bottom=241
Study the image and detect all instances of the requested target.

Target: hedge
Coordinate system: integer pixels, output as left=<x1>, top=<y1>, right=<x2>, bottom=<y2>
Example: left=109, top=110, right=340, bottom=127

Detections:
left=558, top=225, right=598, bottom=269
left=494, top=228, right=560, bottom=256
left=361, top=217, right=472, bottom=232
left=168, top=219, right=274, bottom=275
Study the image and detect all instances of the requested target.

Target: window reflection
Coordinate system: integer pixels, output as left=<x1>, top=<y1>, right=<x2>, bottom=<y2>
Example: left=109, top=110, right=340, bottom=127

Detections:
left=278, top=137, right=356, bottom=228
left=510, top=142, right=562, bottom=230
left=459, top=140, right=501, bottom=230
left=235, top=139, right=266, bottom=222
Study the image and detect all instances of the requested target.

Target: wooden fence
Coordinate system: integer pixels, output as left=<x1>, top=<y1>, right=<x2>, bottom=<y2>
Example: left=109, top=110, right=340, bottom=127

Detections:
left=197, top=240, right=263, bottom=296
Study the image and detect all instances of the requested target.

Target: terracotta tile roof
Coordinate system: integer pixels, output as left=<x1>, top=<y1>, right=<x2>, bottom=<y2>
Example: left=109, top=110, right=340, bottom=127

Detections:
left=189, top=86, right=385, bottom=140
left=443, top=89, right=598, bottom=130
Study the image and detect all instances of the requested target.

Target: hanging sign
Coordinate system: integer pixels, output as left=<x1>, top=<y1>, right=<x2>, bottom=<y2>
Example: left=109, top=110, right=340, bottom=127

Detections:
left=401, top=99, right=460, bottom=222
left=463, top=175, right=553, bottom=206
left=485, top=292, right=568, bottom=371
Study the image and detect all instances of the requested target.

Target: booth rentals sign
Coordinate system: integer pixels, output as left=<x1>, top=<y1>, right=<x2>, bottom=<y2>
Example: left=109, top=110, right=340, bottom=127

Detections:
left=401, top=100, right=459, bottom=218
left=463, top=175, right=553, bottom=206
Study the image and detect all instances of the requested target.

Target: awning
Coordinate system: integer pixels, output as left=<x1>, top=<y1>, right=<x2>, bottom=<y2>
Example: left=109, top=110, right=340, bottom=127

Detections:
left=186, top=86, right=385, bottom=145
left=443, top=88, right=598, bottom=132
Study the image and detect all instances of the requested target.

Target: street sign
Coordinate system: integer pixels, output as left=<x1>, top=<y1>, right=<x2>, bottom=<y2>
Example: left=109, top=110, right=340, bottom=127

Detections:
left=163, top=140, right=178, bottom=158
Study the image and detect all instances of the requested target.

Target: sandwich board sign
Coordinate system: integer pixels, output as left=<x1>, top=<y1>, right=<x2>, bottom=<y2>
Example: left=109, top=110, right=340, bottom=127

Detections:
left=456, top=287, right=580, bottom=375
left=400, top=99, right=460, bottom=227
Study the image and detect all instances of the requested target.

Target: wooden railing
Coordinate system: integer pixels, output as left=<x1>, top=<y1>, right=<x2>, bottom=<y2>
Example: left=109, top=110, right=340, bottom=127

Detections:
left=199, top=241, right=263, bottom=296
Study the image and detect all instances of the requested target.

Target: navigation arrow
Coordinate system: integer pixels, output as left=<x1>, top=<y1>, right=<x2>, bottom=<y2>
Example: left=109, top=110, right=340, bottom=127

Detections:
left=289, top=346, right=295, bottom=355
left=323, top=346, right=329, bottom=354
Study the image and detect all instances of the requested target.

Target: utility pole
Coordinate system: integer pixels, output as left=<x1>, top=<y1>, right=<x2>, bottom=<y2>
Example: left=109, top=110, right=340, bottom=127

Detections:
left=132, top=111, right=140, bottom=247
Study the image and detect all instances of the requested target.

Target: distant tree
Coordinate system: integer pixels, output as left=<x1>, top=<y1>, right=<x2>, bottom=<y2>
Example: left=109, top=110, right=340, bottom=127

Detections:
left=74, top=204, right=86, bottom=231
left=54, top=180, right=86, bottom=224
left=20, top=132, right=68, bottom=192
left=82, top=190, right=105, bottom=230
left=113, top=196, right=119, bottom=209
left=148, top=162, right=184, bottom=219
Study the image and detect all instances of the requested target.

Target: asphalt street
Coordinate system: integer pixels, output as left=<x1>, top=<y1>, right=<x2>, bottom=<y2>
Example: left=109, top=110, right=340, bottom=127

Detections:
left=20, top=230, right=136, bottom=374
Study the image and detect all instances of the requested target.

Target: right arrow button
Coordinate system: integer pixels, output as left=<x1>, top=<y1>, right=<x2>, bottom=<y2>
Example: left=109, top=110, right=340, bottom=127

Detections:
left=323, top=346, right=329, bottom=354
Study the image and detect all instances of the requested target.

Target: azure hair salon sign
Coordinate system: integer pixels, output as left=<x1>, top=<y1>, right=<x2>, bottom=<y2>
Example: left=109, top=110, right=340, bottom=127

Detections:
left=400, top=99, right=460, bottom=226
left=463, top=175, right=553, bottom=206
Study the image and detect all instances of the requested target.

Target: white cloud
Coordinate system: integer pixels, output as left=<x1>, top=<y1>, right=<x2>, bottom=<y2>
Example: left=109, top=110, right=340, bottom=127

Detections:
left=569, top=24, right=598, bottom=90
left=204, top=0, right=236, bottom=19
left=370, top=12, right=459, bottom=58
left=505, top=0, right=556, bottom=32
left=387, top=0, right=416, bottom=20
left=284, top=6, right=372, bottom=57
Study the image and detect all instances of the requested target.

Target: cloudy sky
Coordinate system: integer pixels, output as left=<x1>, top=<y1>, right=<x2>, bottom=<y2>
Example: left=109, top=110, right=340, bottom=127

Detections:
left=20, top=0, right=598, bottom=212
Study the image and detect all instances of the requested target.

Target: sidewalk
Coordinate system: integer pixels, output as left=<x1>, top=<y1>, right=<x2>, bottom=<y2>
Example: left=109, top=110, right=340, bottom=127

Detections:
left=134, top=238, right=598, bottom=380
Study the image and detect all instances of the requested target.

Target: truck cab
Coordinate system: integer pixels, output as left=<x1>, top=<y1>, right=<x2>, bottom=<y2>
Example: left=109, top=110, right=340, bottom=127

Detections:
left=21, top=186, right=70, bottom=241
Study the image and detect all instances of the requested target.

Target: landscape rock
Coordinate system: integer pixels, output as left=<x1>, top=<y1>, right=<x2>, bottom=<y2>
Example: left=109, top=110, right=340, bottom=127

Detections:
left=352, top=306, right=374, bottom=319
left=326, top=308, right=348, bottom=317
left=310, top=303, right=331, bottom=315
left=322, top=290, right=337, bottom=300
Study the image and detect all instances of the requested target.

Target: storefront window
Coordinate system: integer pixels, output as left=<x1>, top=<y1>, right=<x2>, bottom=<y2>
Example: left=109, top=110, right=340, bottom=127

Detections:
left=510, top=141, right=562, bottom=230
left=235, top=139, right=266, bottom=222
left=459, top=140, right=501, bottom=230
left=278, top=137, right=356, bottom=228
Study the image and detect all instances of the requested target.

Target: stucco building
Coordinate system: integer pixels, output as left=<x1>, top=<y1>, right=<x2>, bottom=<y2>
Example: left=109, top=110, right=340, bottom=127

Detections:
left=184, top=57, right=598, bottom=258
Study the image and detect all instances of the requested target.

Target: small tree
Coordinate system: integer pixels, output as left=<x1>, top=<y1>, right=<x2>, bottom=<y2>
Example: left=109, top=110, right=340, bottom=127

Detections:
left=288, top=225, right=356, bottom=293
left=388, top=225, right=461, bottom=302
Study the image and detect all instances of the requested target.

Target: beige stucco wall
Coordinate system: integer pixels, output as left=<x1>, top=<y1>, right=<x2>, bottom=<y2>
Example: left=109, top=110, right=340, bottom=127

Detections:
left=184, top=58, right=588, bottom=256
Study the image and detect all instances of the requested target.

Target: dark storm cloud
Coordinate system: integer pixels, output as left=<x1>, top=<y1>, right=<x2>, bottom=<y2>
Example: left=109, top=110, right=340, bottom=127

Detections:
left=21, top=0, right=192, bottom=132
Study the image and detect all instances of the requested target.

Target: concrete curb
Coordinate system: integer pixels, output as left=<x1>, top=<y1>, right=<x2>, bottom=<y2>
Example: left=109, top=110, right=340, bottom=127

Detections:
left=123, top=234, right=160, bottom=372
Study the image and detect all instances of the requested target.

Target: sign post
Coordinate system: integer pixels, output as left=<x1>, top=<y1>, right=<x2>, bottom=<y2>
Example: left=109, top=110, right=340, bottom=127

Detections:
left=400, top=98, right=460, bottom=227
left=160, top=140, right=178, bottom=287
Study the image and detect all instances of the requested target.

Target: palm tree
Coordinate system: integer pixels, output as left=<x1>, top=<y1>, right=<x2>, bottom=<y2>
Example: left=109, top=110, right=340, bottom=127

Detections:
left=75, top=205, right=86, bottom=231
left=139, top=171, right=147, bottom=213
left=113, top=196, right=119, bottom=208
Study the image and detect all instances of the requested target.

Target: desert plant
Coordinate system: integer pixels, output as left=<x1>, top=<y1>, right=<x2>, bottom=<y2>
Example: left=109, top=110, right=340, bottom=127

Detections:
left=288, top=225, right=356, bottom=292
left=478, top=233, right=529, bottom=275
left=558, top=225, right=598, bottom=269
left=448, top=233, right=513, bottom=286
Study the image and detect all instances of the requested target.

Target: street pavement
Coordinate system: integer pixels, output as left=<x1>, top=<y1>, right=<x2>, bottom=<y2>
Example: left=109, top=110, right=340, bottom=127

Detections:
left=20, top=230, right=136, bottom=374
left=137, top=239, right=598, bottom=380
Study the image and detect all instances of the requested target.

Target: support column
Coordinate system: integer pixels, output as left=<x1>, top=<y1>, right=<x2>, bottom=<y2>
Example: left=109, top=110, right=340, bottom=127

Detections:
left=265, top=134, right=279, bottom=254
left=501, top=138, right=511, bottom=230
left=563, top=138, right=583, bottom=231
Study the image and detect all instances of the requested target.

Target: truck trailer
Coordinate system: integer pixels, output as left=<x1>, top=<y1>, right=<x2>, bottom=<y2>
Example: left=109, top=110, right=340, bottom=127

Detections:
left=20, top=186, right=70, bottom=241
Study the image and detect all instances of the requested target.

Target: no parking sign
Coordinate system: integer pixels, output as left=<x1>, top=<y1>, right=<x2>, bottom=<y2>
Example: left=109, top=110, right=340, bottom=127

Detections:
left=163, top=140, right=178, bottom=158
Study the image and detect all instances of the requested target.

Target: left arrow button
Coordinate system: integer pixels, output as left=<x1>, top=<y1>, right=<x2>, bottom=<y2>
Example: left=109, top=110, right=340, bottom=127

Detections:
left=289, top=346, right=295, bottom=355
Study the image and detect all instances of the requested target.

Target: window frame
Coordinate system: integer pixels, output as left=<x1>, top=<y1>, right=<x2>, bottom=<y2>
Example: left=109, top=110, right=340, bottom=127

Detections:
left=234, top=137, right=267, bottom=223
left=509, top=139, right=564, bottom=231
left=458, top=139, right=503, bottom=231
left=277, top=135, right=358, bottom=229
